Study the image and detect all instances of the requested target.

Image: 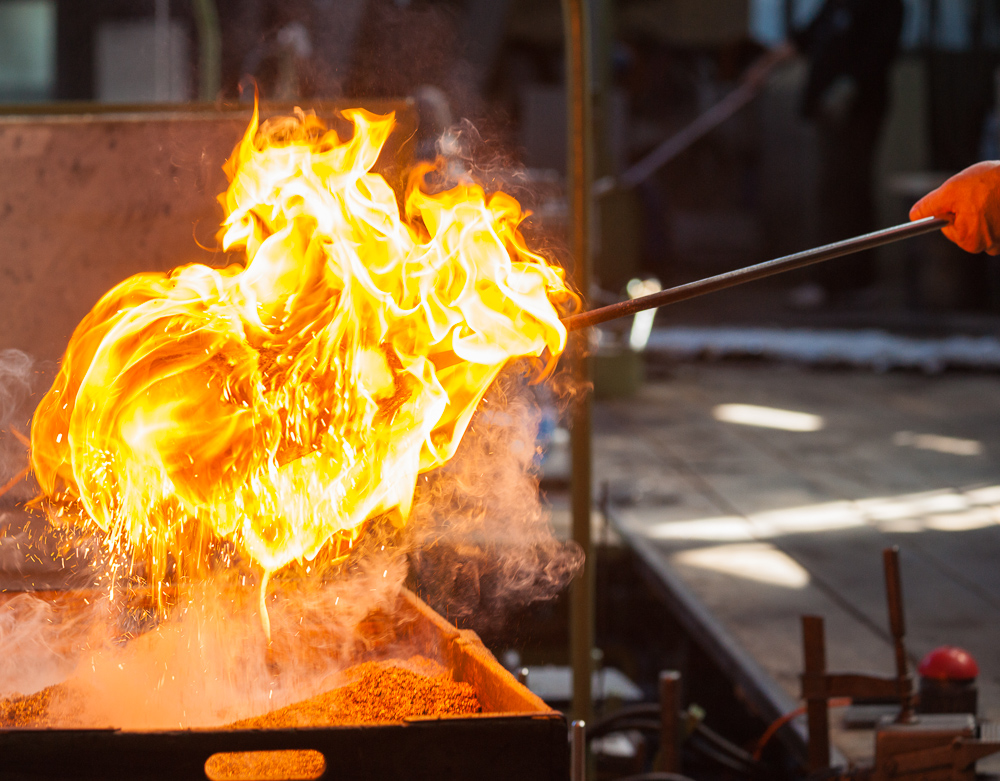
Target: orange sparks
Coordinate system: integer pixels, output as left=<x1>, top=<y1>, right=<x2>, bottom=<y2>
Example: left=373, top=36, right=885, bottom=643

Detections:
left=29, top=104, right=576, bottom=597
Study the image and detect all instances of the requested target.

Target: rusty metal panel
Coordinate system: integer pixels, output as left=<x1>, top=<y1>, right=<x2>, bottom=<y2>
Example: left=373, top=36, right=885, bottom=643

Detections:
left=0, top=102, right=416, bottom=366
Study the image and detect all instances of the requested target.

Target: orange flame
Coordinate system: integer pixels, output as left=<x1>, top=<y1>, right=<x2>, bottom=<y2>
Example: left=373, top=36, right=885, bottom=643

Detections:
left=30, top=105, right=575, bottom=594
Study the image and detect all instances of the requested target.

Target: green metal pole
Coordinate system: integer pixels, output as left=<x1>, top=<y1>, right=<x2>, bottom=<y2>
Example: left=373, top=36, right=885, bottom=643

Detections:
left=191, top=0, right=222, bottom=102
left=562, top=0, right=594, bottom=724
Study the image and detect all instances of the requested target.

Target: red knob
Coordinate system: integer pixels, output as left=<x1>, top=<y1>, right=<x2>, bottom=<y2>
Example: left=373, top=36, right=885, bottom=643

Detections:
left=918, top=646, right=979, bottom=681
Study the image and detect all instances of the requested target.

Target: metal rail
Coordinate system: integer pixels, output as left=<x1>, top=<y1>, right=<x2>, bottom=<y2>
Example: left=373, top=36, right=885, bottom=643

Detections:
left=561, top=217, right=949, bottom=332
left=562, top=0, right=595, bottom=725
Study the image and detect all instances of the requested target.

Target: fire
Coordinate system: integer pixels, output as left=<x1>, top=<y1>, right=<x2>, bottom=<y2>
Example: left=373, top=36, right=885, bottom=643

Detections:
left=29, top=104, right=575, bottom=602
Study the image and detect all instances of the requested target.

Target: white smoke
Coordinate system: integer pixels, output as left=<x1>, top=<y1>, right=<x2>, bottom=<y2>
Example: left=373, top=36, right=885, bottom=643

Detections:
left=404, top=365, right=583, bottom=631
left=0, top=349, right=34, bottom=500
left=0, top=349, right=32, bottom=426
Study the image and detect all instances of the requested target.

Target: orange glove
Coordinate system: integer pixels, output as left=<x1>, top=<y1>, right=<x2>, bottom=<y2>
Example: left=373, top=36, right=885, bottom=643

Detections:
left=910, top=161, right=1000, bottom=255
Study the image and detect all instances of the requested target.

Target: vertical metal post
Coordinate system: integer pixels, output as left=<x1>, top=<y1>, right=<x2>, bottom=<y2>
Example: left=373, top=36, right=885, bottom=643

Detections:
left=570, top=720, right=587, bottom=781
left=802, top=615, right=830, bottom=773
left=191, top=0, right=222, bottom=102
left=562, top=0, right=594, bottom=724
left=153, top=0, right=171, bottom=102
left=657, top=671, right=682, bottom=773
left=883, top=547, right=914, bottom=723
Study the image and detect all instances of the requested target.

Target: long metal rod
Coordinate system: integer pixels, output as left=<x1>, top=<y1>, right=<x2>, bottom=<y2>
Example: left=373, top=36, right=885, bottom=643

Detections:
left=562, top=0, right=595, bottom=725
left=562, top=217, right=949, bottom=331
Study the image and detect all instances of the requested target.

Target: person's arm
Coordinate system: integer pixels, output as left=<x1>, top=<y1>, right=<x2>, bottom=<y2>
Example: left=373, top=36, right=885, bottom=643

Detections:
left=910, top=162, right=1000, bottom=255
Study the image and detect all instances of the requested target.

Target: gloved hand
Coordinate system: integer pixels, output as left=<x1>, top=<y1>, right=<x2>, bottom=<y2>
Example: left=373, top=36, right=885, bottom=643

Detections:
left=910, top=161, right=1000, bottom=255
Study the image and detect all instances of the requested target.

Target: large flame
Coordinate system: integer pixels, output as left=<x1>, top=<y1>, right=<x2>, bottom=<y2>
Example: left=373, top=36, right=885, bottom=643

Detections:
left=30, top=105, right=574, bottom=592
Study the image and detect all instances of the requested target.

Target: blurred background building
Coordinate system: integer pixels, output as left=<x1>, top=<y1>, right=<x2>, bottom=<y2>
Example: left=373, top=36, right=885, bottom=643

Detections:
left=3, top=0, right=1000, bottom=321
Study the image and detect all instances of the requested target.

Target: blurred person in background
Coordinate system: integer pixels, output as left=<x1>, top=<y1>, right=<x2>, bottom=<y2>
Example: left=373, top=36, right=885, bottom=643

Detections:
left=774, top=0, right=904, bottom=307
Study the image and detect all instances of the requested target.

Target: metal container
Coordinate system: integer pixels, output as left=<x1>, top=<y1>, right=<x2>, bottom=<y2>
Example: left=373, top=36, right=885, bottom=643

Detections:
left=0, top=588, right=568, bottom=781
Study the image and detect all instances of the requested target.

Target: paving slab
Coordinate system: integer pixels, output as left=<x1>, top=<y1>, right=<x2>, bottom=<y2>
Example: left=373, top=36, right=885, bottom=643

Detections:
left=595, top=363, right=1000, bottom=769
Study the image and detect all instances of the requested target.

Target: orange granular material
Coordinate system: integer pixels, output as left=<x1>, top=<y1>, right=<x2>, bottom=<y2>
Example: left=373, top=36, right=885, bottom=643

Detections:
left=4, top=661, right=482, bottom=780
left=213, top=660, right=482, bottom=780
left=231, top=659, right=481, bottom=728
left=0, top=687, right=54, bottom=728
left=0, top=659, right=481, bottom=730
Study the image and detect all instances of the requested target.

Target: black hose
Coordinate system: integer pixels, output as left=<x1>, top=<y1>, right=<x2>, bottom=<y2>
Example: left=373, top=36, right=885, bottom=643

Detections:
left=585, top=704, right=660, bottom=737
left=586, top=705, right=768, bottom=779
left=688, top=733, right=763, bottom=778
left=588, top=708, right=761, bottom=762
left=693, top=721, right=759, bottom=766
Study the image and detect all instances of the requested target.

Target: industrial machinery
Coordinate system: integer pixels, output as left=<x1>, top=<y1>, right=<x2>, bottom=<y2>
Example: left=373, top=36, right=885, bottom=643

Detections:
left=800, top=548, right=1000, bottom=781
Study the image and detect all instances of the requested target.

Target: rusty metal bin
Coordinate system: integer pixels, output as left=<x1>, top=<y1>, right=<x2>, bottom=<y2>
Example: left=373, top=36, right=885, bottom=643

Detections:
left=0, top=588, right=568, bottom=781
